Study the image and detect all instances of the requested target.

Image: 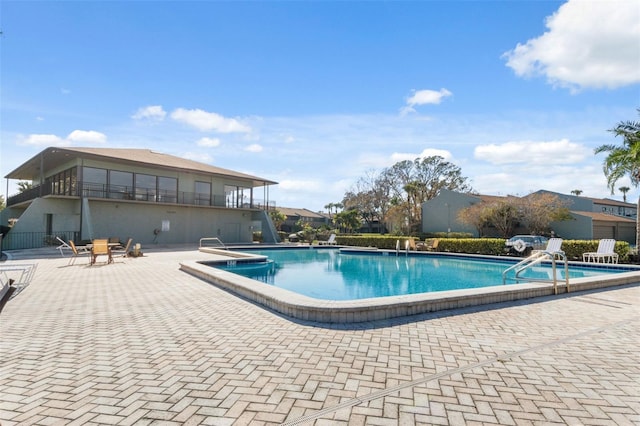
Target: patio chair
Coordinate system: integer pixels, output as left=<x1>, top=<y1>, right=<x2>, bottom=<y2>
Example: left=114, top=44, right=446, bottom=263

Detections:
left=426, top=238, right=439, bottom=251
left=318, top=234, right=337, bottom=245
left=68, top=241, right=91, bottom=265
left=583, top=239, right=618, bottom=263
left=56, top=236, right=72, bottom=257
left=111, top=237, right=133, bottom=258
left=417, top=238, right=439, bottom=251
left=91, top=239, right=113, bottom=265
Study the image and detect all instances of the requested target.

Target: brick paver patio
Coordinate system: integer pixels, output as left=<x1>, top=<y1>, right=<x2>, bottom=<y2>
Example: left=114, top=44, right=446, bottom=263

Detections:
left=1, top=247, right=638, bottom=425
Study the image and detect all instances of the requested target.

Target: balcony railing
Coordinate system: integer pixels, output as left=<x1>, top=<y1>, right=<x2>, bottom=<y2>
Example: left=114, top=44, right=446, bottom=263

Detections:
left=7, top=181, right=275, bottom=210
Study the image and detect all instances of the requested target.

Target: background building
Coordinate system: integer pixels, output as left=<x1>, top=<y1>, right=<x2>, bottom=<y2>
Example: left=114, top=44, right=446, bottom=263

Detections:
left=422, top=189, right=637, bottom=243
left=1, top=147, right=279, bottom=249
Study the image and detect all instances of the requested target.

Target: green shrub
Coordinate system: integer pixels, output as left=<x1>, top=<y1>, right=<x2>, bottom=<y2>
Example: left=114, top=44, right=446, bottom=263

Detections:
left=335, top=235, right=416, bottom=249
left=436, top=238, right=506, bottom=255
left=332, top=236, right=632, bottom=262
left=561, top=240, right=630, bottom=262
left=336, top=234, right=631, bottom=263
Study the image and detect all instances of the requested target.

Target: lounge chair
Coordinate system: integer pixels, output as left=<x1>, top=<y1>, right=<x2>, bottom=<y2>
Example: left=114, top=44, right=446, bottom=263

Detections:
left=417, top=238, right=439, bottom=251
left=56, top=236, right=72, bottom=257
left=583, top=239, right=618, bottom=263
left=0, top=276, right=16, bottom=314
left=91, top=239, right=114, bottom=265
left=532, top=238, right=564, bottom=257
left=426, top=238, right=439, bottom=251
left=68, top=241, right=91, bottom=265
left=111, top=237, right=133, bottom=258
left=319, top=234, right=337, bottom=245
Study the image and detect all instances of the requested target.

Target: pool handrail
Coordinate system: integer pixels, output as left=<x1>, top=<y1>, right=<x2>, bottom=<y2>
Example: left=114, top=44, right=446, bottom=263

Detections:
left=199, top=237, right=227, bottom=249
left=502, top=250, right=569, bottom=294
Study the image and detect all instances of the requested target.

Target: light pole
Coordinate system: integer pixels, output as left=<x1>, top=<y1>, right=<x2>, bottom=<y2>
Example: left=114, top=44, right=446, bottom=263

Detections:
left=444, top=203, right=451, bottom=236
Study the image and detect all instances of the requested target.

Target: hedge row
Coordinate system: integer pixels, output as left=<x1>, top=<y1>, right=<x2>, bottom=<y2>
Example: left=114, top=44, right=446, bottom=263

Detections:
left=335, top=235, right=416, bottom=250
left=333, top=236, right=632, bottom=262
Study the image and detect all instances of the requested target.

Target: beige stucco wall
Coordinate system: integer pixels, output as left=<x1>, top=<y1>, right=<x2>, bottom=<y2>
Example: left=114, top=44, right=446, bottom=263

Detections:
left=84, top=199, right=254, bottom=245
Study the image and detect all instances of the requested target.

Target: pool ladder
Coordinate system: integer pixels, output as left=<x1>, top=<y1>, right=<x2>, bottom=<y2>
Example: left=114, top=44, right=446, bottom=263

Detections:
left=396, top=240, right=410, bottom=257
left=502, top=250, right=569, bottom=294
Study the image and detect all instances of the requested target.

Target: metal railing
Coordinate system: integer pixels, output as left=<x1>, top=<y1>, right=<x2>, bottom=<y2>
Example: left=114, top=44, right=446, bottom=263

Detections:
left=0, top=231, right=81, bottom=250
left=7, top=181, right=275, bottom=210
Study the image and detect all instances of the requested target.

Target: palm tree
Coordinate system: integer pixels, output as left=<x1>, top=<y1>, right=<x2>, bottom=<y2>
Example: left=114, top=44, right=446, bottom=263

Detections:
left=619, top=186, right=630, bottom=203
left=324, top=203, right=335, bottom=218
left=594, top=109, right=640, bottom=248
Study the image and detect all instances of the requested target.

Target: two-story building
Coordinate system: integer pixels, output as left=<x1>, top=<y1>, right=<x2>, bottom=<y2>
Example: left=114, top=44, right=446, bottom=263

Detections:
left=1, top=147, right=279, bottom=250
left=276, top=207, right=331, bottom=233
left=422, top=189, right=637, bottom=244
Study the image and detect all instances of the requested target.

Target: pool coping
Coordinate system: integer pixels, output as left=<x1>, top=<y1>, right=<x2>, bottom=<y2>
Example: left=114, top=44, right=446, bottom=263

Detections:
left=180, top=248, right=640, bottom=323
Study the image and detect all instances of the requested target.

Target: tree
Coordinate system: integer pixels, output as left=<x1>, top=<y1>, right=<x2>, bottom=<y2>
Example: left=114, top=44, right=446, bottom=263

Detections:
left=342, top=170, right=393, bottom=234
left=380, top=156, right=473, bottom=233
left=456, top=202, right=490, bottom=236
left=17, top=181, right=33, bottom=192
left=595, top=109, right=640, bottom=247
left=482, top=199, right=520, bottom=238
left=342, top=156, right=472, bottom=235
left=519, top=193, right=571, bottom=235
left=571, top=189, right=583, bottom=196
left=0, top=194, right=5, bottom=211
left=333, top=209, right=361, bottom=234
left=268, top=209, right=286, bottom=231
left=457, top=193, right=570, bottom=237
left=342, top=189, right=379, bottom=232
left=619, top=186, right=630, bottom=203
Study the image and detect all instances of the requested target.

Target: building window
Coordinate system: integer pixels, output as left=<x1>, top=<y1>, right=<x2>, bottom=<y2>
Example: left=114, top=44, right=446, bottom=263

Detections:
left=158, top=176, right=177, bottom=203
left=83, top=167, right=107, bottom=197
left=135, top=173, right=156, bottom=201
left=225, top=185, right=252, bottom=208
left=195, top=181, right=211, bottom=206
left=109, top=170, right=133, bottom=199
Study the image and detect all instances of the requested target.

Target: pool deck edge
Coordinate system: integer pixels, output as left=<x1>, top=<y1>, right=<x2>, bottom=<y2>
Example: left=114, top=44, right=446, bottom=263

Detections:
left=179, top=258, right=640, bottom=324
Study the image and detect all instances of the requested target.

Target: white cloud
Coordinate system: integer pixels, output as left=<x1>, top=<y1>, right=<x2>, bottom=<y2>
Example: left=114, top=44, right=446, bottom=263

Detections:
left=278, top=179, right=322, bottom=191
left=170, top=108, right=251, bottom=133
left=470, top=164, right=610, bottom=198
left=503, top=0, right=640, bottom=91
left=391, top=148, right=453, bottom=163
left=474, top=139, right=588, bottom=165
left=244, top=143, right=263, bottom=153
left=19, top=134, right=68, bottom=146
left=67, top=130, right=107, bottom=144
left=132, top=105, right=167, bottom=121
left=401, top=88, right=452, bottom=114
left=196, top=137, right=221, bottom=148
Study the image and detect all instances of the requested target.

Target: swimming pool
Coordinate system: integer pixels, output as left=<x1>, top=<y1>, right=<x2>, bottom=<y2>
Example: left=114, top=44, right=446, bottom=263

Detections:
left=212, top=248, right=619, bottom=301
left=180, top=247, right=640, bottom=323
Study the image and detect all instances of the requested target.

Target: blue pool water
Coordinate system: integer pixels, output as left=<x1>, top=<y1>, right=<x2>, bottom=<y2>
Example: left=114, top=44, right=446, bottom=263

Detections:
left=211, top=248, right=626, bottom=301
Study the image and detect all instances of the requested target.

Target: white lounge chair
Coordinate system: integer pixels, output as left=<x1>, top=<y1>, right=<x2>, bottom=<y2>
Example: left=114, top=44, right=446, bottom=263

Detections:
left=319, top=234, right=337, bottom=245
left=56, top=236, right=72, bottom=257
left=583, top=239, right=618, bottom=263
left=532, top=238, right=564, bottom=257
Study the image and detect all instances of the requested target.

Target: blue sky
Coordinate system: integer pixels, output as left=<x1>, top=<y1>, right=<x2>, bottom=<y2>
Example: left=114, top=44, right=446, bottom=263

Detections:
left=1, top=0, right=639, bottom=211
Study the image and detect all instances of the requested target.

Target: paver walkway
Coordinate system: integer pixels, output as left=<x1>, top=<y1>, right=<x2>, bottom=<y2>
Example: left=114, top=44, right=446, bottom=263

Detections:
left=1, top=247, right=638, bottom=425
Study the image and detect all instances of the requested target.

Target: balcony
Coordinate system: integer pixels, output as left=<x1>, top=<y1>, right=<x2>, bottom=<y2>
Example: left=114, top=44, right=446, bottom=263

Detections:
left=7, top=182, right=275, bottom=210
